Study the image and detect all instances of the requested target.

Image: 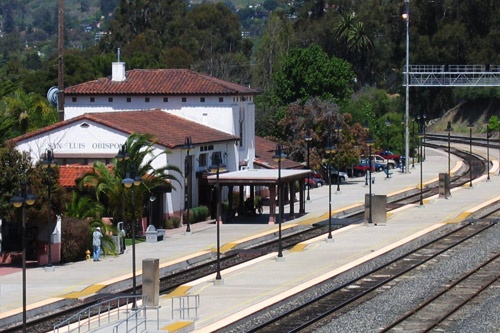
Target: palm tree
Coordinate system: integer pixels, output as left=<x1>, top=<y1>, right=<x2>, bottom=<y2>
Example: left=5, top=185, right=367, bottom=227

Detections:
left=78, top=133, right=181, bottom=234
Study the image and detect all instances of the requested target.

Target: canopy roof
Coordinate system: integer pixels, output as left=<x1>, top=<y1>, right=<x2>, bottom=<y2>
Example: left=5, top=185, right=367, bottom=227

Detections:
left=207, top=169, right=311, bottom=186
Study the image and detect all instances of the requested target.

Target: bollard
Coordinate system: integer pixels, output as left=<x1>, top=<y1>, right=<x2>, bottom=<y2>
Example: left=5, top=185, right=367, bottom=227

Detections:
left=86, top=249, right=91, bottom=261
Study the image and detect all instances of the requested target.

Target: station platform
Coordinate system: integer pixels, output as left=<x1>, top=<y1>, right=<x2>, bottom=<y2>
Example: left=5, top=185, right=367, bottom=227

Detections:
left=1, top=147, right=500, bottom=332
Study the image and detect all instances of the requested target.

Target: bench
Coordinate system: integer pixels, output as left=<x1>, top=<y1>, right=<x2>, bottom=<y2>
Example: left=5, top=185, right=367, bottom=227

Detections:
left=145, top=225, right=165, bottom=243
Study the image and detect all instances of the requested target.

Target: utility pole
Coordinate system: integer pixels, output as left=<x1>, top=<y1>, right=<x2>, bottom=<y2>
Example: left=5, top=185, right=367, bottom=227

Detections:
left=58, top=0, right=65, bottom=121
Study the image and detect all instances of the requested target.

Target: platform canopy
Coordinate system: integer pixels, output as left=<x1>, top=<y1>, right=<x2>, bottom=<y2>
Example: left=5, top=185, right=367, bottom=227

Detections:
left=206, top=168, right=311, bottom=185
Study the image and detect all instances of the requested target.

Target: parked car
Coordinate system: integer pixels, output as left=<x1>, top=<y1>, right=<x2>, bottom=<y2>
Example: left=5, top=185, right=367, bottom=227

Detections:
left=379, top=150, right=401, bottom=164
left=305, top=173, right=325, bottom=188
left=322, top=166, right=349, bottom=184
left=348, top=160, right=375, bottom=177
left=369, top=154, right=397, bottom=170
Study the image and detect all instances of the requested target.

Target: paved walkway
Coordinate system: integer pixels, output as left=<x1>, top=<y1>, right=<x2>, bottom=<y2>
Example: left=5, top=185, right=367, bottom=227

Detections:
left=1, top=147, right=500, bottom=332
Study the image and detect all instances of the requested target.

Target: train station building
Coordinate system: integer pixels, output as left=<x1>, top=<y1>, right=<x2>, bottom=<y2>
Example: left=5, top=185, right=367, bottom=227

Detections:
left=8, top=61, right=307, bottom=265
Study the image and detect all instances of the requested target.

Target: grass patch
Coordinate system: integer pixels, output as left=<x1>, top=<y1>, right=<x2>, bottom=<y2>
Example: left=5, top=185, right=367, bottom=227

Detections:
left=125, top=237, right=146, bottom=246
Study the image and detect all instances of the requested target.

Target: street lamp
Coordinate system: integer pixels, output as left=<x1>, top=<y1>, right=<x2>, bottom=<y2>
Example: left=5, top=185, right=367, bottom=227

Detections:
left=209, top=154, right=227, bottom=281
left=305, top=131, right=312, bottom=201
left=403, top=0, right=410, bottom=174
left=487, top=125, right=492, bottom=181
left=467, top=121, right=474, bottom=188
left=149, top=195, right=156, bottom=226
left=335, top=124, right=342, bottom=193
left=183, top=136, right=194, bottom=233
left=115, top=145, right=129, bottom=254
left=41, top=149, right=56, bottom=269
left=412, top=117, right=416, bottom=168
left=272, top=145, right=286, bottom=259
left=366, top=134, right=374, bottom=224
left=445, top=121, right=453, bottom=176
left=325, top=140, right=335, bottom=240
left=418, top=124, right=424, bottom=206
left=122, top=166, right=142, bottom=307
left=422, top=114, right=427, bottom=161
left=385, top=117, right=391, bottom=179
left=11, top=178, right=37, bottom=333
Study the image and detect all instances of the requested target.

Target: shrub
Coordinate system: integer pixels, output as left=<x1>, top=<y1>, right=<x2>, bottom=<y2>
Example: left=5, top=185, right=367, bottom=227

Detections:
left=61, top=216, right=91, bottom=263
left=191, top=206, right=209, bottom=223
left=165, top=216, right=181, bottom=229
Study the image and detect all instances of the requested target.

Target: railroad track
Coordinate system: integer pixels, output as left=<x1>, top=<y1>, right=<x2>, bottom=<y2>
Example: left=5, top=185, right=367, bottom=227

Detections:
left=4, top=140, right=489, bottom=332
left=239, top=221, right=497, bottom=333
left=380, top=252, right=500, bottom=332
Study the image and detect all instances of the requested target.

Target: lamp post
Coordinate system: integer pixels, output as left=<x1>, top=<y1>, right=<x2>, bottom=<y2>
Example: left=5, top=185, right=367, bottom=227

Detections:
left=418, top=124, right=424, bottom=206
left=149, top=195, right=156, bottom=226
left=445, top=121, right=453, bottom=176
left=412, top=117, right=416, bottom=168
left=183, top=136, right=194, bottom=233
left=385, top=118, right=391, bottom=179
left=468, top=121, right=474, bottom=188
left=115, top=145, right=129, bottom=254
left=122, top=166, right=142, bottom=307
left=305, top=131, right=312, bottom=201
left=422, top=114, right=427, bottom=161
left=366, top=135, right=374, bottom=224
left=273, top=145, right=286, bottom=259
left=325, top=140, right=335, bottom=240
left=11, top=177, right=37, bottom=333
left=487, top=125, right=491, bottom=181
left=42, top=149, right=56, bottom=269
left=403, top=0, right=410, bottom=174
left=335, top=124, right=342, bottom=193
left=209, top=154, right=227, bottom=281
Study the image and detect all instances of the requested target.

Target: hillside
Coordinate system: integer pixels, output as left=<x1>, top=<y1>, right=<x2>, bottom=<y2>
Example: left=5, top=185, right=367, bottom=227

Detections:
left=428, top=99, right=500, bottom=135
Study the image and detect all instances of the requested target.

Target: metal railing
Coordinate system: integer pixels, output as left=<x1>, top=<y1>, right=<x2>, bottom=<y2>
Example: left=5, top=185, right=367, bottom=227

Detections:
left=171, top=295, right=200, bottom=320
left=53, top=295, right=146, bottom=333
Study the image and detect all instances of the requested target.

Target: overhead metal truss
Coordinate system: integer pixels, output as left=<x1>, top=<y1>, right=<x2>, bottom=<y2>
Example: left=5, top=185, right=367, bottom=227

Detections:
left=404, top=65, right=500, bottom=87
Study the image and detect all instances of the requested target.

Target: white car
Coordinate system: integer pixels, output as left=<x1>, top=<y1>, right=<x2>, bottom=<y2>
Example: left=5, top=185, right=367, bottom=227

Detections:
left=369, top=155, right=397, bottom=170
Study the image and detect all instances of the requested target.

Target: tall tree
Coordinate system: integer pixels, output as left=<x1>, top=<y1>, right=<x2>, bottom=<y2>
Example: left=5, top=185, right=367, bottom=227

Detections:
left=78, top=133, right=181, bottom=234
left=273, top=44, right=355, bottom=106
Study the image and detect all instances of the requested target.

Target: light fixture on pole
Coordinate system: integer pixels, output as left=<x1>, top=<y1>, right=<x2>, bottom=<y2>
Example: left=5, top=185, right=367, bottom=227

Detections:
left=445, top=121, right=453, bottom=176
left=487, top=125, right=491, bottom=181
left=418, top=123, right=424, bottom=206
left=305, top=131, right=312, bottom=201
left=209, top=154, right=227, bottom=282
left=467, top=120, right=474, bottom=188
left=149, top=195, right=156, bottom=226
left=115, top=144, right=129, bottom=254
left=403, top=0, right=410, bottom=174
left=272, top=144, right=286, bottom=259
left=122, top=165, right=142, bottom=308
left=41, top=149, right=56, bottom=270
left=335, top=124, right=342, bottom=193
left=422, top=114, right=427, bottom=161
left=411, top=117, right=416, bottom=168
left=325, top=140, right=335, bottom=241
left=11, top=177, right=37, bottom=333
left=385, top=117, right=391, bottom=179
left=366, top=134, right=374, bottom=224
left=183, top=136, right=194, bottom=233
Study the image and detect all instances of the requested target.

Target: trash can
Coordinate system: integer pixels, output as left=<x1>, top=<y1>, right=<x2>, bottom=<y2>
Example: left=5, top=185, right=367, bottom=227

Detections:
left=439, top=173, right=450, bottom=198
left=364, top=194, right=387, bottom=225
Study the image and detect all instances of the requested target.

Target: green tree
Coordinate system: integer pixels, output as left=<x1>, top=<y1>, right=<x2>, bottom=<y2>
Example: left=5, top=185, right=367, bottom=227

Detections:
left=273, top=44, right=355, bottom=106
left=252, top=10, right=295, bottom=91
left=78, top=133, right=182, bottom=235
left=0, top=89, right=58, bottom=139
left=0, top=142, right=66, bottom=253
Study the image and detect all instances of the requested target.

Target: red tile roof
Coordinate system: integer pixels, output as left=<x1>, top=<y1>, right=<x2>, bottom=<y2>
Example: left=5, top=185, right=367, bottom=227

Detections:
left=64, top=69, right=259, bottom=96
left=254, top=136, right=305, bottom=170
left=12, top=109, right=240, bottom=149
left=58, top=164, right=95, bottom=187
